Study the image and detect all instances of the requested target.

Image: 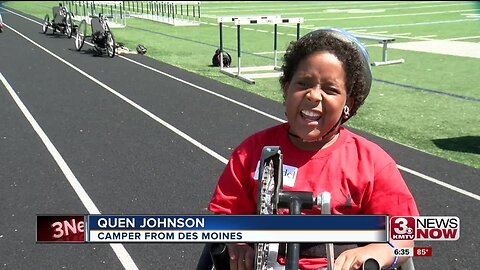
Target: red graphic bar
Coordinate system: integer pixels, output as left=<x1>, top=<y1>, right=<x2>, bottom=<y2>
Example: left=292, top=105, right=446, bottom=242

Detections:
left=413, top=247, right=432, bottom=257
left=36, top=215, right=85, bottom=243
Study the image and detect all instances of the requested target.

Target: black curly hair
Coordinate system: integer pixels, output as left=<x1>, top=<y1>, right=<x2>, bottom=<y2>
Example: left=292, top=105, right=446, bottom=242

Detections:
left=279, top=28, right=372, bottom=121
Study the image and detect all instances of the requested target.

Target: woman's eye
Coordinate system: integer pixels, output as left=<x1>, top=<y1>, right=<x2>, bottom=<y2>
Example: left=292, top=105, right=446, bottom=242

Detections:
left=324, top=87, right=336, bottom=93
left=323, top=86, right=339, bottom=94
left=297, top=81, right=307, bottom=88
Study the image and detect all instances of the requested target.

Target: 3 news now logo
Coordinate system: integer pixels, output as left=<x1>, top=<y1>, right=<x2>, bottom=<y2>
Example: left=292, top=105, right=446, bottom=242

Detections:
left=391, top=216, right=460, bottom=241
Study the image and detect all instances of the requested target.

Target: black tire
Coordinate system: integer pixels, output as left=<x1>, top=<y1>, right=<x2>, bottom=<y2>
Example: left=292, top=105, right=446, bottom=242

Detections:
left=65, top=13, right=73, bottom=38
left=42, top=14, right=49, bottom=34
left=75, top=19, right=86, bottom=51
left=106, top=32, right=115, bottom=58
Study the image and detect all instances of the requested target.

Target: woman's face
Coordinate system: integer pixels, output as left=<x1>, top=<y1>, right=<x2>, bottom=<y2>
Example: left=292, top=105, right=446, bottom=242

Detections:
left=283, top=51, right=349, bottom=143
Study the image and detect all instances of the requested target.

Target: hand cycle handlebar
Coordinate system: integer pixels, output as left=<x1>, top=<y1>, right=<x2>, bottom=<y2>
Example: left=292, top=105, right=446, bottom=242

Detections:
left=208, top=146, right=381, bottom=270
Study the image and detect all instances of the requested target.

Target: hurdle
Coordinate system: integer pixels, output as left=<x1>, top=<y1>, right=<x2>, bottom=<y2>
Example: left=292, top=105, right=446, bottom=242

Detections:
left=354, top=34, right=405, bottom=66
left=125, top=1, right=201, bottom=26
left=65, top=1, right=127, bottom=28
left=217, top=16, right=303, bottom=84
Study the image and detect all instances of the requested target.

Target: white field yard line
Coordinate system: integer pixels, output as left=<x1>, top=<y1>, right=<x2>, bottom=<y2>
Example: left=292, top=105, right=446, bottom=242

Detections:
left=392, top=33, right=412, bottom=36
left=253, top=51, right=287, bottom=55
left=416, top=35, right=438, bottom=39
left=386, top=40, right=480, bottom=58
left=447, top=35, right=480, bottom=41
left=188, top=6, right=478, bottom=40
left=345, top=18, right=479, bottom=30
left=307, top=8, right=479, bottom=21
left=6, top=9, right=479, bottom=204
left=368, top=31, right=389, bottom=34
left=201, top=1, right=456, bottom=15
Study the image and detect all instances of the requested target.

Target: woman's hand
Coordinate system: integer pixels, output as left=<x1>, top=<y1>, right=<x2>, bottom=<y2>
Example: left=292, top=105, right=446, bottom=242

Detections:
left=226, top=243, right=255, bottom=270
left=333, top=245, right=375, bottom=270
left=334, top=241, right=410, bottom=270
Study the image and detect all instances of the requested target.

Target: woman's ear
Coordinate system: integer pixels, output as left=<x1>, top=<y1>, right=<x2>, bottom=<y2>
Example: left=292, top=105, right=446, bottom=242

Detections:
left=343, top=98, right=355, bottom=119
left=346, top=98, right=354, bottom=110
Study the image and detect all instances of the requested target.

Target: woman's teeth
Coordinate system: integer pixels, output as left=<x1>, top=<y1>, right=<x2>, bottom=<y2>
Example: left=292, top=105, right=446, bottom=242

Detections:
left=301, top=110, right=321, bottom=120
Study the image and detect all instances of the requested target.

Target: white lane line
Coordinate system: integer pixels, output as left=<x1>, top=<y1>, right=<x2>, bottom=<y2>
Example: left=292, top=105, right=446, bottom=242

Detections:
left=116, top=57, right=285, bottom=124
left=113, top=40, right=480, bottom=202
left=0, top=75, right=99, bottom=214
left=0, top=72, right=139, bottom=270
left=398, top=165, right=480, bottom=201
left=3, top=21, right=230, bottom=166
left=1, top=9, right=285, bottom=123
left=2, top=24, right=140, bottom=270
left=5, top=8, right=479, bottom=203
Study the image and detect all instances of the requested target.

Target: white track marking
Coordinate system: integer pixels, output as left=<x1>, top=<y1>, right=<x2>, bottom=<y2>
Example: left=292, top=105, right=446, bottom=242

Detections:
left=3, top=8, right=479, bottom=204
left=7, top=23, right=231, bottom=167
left=0, top=72, right=139, bottom=270
left=117, top=58, right=286, bottom=124
left=398, top=165, right=480, bottom=201
left=0, top=71, right=100, bottom=215
left=2, top=21, right=142, bottom=270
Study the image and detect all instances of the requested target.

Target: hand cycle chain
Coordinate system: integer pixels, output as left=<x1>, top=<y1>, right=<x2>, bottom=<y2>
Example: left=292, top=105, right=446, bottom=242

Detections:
left=255, top=159, right=276, bottom=270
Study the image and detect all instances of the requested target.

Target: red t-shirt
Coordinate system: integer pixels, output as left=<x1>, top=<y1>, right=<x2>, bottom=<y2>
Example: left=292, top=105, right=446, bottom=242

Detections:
left=208, top=123, right=419, bottom=269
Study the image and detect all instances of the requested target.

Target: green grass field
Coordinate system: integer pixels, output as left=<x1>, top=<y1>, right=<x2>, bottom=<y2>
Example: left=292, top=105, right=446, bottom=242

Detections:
left=3, top=1, right=479, bottom=168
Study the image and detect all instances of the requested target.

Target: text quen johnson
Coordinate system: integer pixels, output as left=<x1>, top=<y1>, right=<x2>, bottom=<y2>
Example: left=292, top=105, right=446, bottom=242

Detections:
left=97, top=217, right=205, bottom=229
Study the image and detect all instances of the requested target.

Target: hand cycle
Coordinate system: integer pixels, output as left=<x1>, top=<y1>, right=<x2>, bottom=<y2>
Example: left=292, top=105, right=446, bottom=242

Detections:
left=42, top=4, right=76, bottom=38
left=197, top=146, right=383, bottom=270
left=75, top=13, right=116, bottom=58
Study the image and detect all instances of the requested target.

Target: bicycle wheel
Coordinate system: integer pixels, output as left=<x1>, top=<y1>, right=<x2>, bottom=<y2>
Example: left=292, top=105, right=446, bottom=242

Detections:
left=42, top=14, right=49, bottom=34
left=65, top=13, right=73, bottom=38
left=106, top=32, right=115, bottom=58
left=75, top=19, right=86, bottom=51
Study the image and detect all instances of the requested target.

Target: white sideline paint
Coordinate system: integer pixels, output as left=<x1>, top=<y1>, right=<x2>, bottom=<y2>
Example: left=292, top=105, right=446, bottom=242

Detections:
left=4, top=7, right=479, bottom=212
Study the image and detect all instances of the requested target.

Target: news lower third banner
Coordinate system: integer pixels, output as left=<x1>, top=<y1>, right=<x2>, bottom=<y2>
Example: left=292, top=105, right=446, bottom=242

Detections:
left=37, top=215, right=387, bottom=243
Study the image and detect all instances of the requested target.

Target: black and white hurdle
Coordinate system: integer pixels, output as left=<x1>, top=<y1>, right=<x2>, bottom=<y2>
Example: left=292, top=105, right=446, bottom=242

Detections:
left=217, top=16, right=303, bottom=84
left=355, top=34, right=405, bottom=66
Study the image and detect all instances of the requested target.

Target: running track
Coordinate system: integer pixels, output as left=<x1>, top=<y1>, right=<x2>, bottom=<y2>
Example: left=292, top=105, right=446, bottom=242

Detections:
left=0, top=8, right=478, bottom=270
